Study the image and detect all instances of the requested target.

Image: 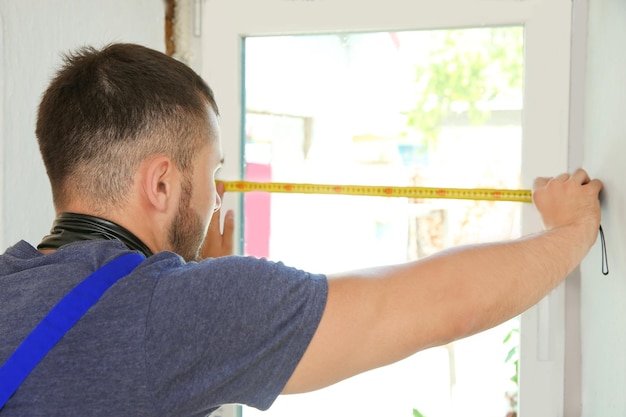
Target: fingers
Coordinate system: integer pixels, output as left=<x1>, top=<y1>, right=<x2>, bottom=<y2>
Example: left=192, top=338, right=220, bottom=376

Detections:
left=215, top=181, right=225, bottom=212
left=554, top=173, right=570, bottom=182
left=570, top=169, right=603, bottom=195
left=533, top=168, right=595, bottom=190
left=532, top=168, right=603, bottom=244
left=586, top=178, right=603, bottom=194
left=533, top=176, right=551, bottom=189
left=571, top=168, right=591, bottom=185
left=200, top=182, right=236, bottom=259
left=201, top=210, right=235, bottom=259
left=207, top=204, right=222, bottom=238
left=216, top=181, right=234, bottom=254
left=221, top=210, right=235, bottom=255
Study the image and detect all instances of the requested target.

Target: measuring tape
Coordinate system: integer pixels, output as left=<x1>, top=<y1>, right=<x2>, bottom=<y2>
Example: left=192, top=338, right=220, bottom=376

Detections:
left=219, top=181, right=532, bottom=203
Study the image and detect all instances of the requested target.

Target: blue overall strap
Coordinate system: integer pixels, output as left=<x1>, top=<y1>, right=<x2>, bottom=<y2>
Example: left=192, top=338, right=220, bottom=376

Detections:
left=0, top=252, right=145, bottom=409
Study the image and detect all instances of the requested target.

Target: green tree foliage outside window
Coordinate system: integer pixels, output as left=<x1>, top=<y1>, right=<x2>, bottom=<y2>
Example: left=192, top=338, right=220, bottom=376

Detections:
left=404, top=27, right=523, bottom=151
left=408, top=26, right=523, bottom=417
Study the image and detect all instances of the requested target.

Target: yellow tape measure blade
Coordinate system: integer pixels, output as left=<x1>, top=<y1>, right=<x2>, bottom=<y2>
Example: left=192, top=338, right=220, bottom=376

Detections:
left=220, top=181, right=532, bottom=203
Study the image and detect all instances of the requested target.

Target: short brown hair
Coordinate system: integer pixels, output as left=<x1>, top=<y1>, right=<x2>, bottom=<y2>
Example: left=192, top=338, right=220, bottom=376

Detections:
left=36, top=43, right=219, bottom=210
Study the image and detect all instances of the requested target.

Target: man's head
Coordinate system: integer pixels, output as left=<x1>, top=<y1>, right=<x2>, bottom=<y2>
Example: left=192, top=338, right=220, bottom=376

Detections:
left=36, top=43, right=223, bottom=260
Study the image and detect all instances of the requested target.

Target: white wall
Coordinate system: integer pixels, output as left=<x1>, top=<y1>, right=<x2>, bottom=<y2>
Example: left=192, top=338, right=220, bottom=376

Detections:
left=0, top=0, right=164, bottom=250
left=580, top=0, right=626, bottom=415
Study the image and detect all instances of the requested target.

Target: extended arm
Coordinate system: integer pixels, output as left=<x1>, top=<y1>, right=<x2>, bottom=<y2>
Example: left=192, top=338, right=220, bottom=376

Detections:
left=283, top=169, right=602, bottom=394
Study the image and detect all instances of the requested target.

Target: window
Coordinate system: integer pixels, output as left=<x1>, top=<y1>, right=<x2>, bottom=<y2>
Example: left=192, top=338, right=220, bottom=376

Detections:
left=202, top=1, right=573, bottom=416
left=243, top=28, right=523, bottom=417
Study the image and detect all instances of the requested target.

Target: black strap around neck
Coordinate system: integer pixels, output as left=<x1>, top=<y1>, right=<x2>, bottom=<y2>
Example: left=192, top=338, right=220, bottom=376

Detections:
left=37, top=212, right=153, bottom=257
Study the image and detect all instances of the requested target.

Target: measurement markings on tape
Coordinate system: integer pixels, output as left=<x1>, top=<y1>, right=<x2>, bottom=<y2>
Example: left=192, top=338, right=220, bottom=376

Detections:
left=220, top=181, right=532, bottom=203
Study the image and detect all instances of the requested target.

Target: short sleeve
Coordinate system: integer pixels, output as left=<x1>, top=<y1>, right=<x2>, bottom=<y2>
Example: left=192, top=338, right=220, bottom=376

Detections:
left=144, top=255, right=328, bottom=417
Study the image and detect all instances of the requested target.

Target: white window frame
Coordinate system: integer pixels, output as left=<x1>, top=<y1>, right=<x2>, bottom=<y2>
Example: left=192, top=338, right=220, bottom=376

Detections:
left=200, top=1, right=574, bottom=416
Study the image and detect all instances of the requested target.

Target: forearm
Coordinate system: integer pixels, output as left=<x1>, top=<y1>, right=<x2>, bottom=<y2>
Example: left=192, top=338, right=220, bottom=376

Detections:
left=286, top=225, right=594, bottom=394
left=378, top=224, right=592, bottom=351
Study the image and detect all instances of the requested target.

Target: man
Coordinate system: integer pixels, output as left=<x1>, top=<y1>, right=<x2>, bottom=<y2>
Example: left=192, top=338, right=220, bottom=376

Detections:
left=0, top=43, right=602, bottom=416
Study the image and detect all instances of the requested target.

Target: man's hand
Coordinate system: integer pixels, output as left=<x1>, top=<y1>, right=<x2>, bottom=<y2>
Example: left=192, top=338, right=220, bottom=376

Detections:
left=532, top=168, right=603, bottom=247
left=200, top=182, right=235, bottom=259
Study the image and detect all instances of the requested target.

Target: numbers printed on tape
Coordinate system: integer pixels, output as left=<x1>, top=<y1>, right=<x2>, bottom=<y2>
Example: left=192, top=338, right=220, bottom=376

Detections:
left=219, top=181, right=532, bottom=203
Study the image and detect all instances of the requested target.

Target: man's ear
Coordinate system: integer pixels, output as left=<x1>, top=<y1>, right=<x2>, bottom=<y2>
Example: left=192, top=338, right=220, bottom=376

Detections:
left=143, top=155, right=178, bottom=212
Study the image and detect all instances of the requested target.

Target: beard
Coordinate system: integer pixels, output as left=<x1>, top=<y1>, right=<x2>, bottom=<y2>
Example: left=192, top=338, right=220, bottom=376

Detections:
left=168, top=176, right=206, bottom=262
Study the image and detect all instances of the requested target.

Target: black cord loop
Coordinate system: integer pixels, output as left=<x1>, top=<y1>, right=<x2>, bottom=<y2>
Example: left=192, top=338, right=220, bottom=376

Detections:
left=599, top=225, right=609, bottom=276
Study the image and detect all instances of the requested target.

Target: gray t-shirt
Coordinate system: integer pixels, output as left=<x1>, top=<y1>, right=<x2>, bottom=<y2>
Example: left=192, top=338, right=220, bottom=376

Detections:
left=0, top=240, right=328, bottom=417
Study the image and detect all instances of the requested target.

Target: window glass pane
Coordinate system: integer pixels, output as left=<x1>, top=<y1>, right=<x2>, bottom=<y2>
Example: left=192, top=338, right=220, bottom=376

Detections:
left=242, top=27, right=523, bottom=417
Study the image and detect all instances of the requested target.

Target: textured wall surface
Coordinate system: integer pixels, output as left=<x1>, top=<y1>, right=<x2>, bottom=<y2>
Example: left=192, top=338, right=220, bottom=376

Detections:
left=0, top=0, right=164, bottom=249
left=580, top=0, right=626, bottom=415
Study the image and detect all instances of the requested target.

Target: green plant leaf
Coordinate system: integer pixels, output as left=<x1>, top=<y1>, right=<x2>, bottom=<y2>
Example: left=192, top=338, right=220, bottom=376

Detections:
left=413, top=408, right=428, bottom=417
left=503, top=327, right=520, bottom=344
left=505, top=346, right=518, bottom=363
left=404, top=27, right=523, bottom=151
